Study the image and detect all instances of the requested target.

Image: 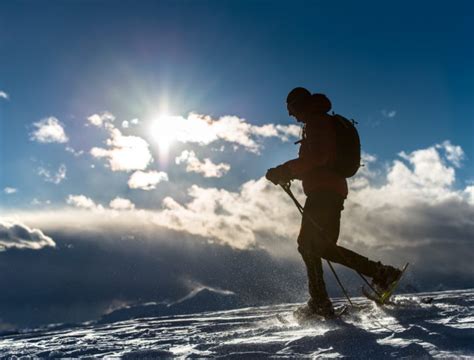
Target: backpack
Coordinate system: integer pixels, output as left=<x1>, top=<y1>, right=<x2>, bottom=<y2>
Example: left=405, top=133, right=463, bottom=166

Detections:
left=331, top=114, right=361, bottom=178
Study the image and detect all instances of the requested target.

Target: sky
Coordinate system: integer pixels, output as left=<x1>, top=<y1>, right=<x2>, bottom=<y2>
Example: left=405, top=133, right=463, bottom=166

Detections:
left=0, top=0, right=473, bottom=328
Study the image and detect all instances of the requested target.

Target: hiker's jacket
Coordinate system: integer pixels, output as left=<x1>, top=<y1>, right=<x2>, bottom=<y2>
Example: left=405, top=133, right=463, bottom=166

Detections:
left=283, top=114, right=348, bottom=198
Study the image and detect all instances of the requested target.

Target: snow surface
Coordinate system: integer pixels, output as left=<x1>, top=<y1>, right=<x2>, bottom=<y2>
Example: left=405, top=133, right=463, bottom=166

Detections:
left=1, top=289, right=473, bottom=358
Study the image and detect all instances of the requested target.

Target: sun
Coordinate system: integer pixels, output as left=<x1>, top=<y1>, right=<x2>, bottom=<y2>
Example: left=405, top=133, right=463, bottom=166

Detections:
left=152, top=114, right=174, bottom=148
left=149, top=112, right=180, bottom=163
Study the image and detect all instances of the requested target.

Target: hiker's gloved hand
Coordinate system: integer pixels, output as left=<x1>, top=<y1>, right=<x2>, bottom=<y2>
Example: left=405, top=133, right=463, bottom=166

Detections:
left=265, top=165, right=292, bottom=185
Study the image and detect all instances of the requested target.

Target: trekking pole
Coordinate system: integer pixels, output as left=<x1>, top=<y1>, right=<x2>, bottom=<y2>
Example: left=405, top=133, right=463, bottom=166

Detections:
left=280, top=182, right=382, bottom=298
left=279, top=182, right=353, bottom=306
left=327, top=261, right=353, bottom=306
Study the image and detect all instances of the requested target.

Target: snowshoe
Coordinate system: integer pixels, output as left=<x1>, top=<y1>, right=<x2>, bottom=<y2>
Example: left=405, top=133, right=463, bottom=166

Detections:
left=293, top=303, right=348, bottom=323
left=363, top=263, right=409, bottom=305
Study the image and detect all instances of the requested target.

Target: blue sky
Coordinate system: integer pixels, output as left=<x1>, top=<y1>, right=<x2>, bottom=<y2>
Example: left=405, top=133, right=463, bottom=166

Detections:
left=1, top=0, right=473, bottom=206
left=0, top=1, right=473, bottom=327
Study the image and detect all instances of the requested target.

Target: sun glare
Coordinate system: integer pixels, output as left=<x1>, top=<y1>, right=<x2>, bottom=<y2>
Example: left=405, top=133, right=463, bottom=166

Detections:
left=150, top=113, right=179, bottom=163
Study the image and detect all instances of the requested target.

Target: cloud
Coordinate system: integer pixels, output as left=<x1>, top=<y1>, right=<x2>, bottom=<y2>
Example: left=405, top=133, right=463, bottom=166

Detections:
left=37, top=164, right=67, bottom=184
left=87, top=112, right=115, bottom=128
left=151, top=113, right=300, bottom=153
left=88, top=112, right=152, bottom=172
left=30, top=117, right=69, bottom=144
left=67, top=195, right=135, bottom=212
left=121, top=118, right=138, bottom=129
left=2, top=140, right=473, bottom=329
left=109, top=197, right=135, bottom=210
left=0, top=218, right=55, bottom=251
left=175, top=150, right=231, bottom=178
left=66, top=194, right=103, bottom=211
left=31, top=198, right=51, bottom=206
left=7, top=136, right=473, bottom=328
left=0, top=91, right=9, bottom=100
left=0, top=215, right=304, bottom=328
left=381, top=109, right=397, bottom=118
left=91, top=128, right=153, bottom=172
left=436, top=140, right=464, bottom=168
left=65, top=146, right=84, bottom=157
left=152, top=141, right=474, bottom=268
left=465, top=185, right=474, bottom=205
left=4, top=187, right=18, bottom=194
left=151, top=178, right=301, bottom=252
left=365, top=142, right=461, bottom=207
left=128, top=170, right=169, bottom=190
left=339, top=141, right=473, bottom=265
left=276, top=124, right=301, bottom=140
left=348, top=152, right=379, bottom=189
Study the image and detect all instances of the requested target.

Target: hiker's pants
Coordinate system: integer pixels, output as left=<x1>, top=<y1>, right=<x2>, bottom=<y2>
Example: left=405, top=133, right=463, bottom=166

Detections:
left=297, top=191, right=378, bottom=304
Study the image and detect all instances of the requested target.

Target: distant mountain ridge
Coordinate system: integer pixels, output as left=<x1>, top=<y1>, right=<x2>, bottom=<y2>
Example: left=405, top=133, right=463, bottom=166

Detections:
left=99, top=287, right=245, bottom=324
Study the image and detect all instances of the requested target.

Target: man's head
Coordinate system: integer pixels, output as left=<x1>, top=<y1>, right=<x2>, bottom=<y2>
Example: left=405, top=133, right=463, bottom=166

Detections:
left=286, top=87, right=332, bottom=122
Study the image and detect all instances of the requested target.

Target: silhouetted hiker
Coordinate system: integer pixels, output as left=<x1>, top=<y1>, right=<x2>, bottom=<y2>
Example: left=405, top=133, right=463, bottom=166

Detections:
left=266, top=87, right=402, bottom=317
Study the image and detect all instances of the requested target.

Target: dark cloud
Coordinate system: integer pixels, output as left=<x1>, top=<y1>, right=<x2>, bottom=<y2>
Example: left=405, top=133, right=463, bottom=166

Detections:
left=0, top=225, right=306, bottom=328
left=1, top=209, right=473, bottom=330
left=0, top=219, right=55, bottom=251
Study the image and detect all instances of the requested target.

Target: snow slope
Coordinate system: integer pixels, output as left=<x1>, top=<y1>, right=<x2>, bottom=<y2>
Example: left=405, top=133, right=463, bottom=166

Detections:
left=0, top=289, right=473, bottom=358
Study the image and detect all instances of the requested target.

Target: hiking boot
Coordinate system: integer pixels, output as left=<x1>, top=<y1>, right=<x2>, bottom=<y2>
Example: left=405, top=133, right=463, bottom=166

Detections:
left=294, top=299, right=335, bottom=321
left=308, top=298, right=335, bottom=318
left=372, top=263, right=402, bottom=293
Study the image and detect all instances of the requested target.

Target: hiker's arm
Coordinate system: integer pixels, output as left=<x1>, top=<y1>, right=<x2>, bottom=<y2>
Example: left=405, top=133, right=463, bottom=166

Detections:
left=283, top=121, right=335, bottom=179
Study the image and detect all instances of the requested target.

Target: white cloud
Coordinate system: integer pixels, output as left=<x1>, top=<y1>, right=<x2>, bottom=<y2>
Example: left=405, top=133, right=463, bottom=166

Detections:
left=121, top=118, right=138, bottom=129
left=348, top=152, right=379, bottom=190
left=128, top=170, right=168, bottom=190
left=436, top=140, right=464, bottom=168
left=91, top=128, right=153, bottom=172
left=152, top=141, right=473, bottom=258
left=465, top=185, right=474, bottom=205
left=6, top=139, right=472, bottom=307
left=0, top=218, right=55, bottom=251
left=37, top=164, right=67, bottom=184
left=0, top=91, right=9, bottom=100
left=175, top=150, right=230, bottom=178
left=87, top=112, right=115, bottom=128
left=31, top=198, right=51, bottom=206
left=67, top=195, right=135, bottom=212
left=30, top=117, right=69, bottom=144
left=109, top=197, right=135, bottom=210
left=381, top=109, right=397, bottom=118
left=276, top=124, right=301, bottom=141
left=65, top=146, right=84, bottom=157
left=338, top=141, right=474, bottom=258
left=151, top=113, right=300, bottom=153
left=3, top=187, right=17, bottom=194
left=66, top=194, right=103, bottom=211
left=151, top=178, right=301, bottom=252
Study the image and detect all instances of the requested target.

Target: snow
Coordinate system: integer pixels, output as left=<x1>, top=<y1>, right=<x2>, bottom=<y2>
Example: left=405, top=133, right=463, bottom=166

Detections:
left=0, top=289, right=473, bottom=358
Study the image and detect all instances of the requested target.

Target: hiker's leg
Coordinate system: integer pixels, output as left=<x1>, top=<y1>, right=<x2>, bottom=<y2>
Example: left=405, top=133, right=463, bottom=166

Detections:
left=297, top=201, right=332, bottom=308
left=303, top=191, right=343, bottom=255
left=302, top=192, right=396, bottom=285
left=298, top=249, right=331, bottom=307
left=303, top=191, right=378, bottom=278
left=322, top=244, right=379, bottom=277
